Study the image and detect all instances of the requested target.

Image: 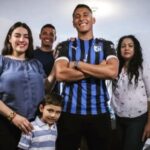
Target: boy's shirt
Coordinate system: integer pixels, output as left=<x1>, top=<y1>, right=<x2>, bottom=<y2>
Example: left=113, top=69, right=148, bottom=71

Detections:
left=18, top=116, right=57, bottom=150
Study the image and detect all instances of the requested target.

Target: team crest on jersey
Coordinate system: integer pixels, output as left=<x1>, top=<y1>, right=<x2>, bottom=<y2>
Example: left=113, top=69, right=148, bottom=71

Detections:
left=94, top=44, right=103, bottom=52
left=110, top=44, right=114, bottom=49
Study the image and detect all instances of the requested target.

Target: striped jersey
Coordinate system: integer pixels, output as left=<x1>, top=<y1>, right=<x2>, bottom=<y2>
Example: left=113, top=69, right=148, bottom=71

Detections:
left=56, top=38, right=116, bottom=115
left=18, top=116, right=57, bottom=150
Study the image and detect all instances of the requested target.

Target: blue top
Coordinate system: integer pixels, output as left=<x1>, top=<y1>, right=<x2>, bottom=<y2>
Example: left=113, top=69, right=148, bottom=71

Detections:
left=0, top=55, right=45, bottom=120
left=56, top=38, right=116, bottom=115
left=18, top=116, right=57, bottom=150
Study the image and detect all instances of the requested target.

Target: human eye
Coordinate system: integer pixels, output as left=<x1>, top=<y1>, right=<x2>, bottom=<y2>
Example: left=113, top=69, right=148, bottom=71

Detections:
left=24, top=34, right=29, bottom=39
left=129, top=44, right=134, bottom=48
left=48, top=109, right=54, bottom=113
left=74, top=14, right=80, bottom=19
left=50, top=32, right=55, bottom=37
left=14, top=33, right=21, bottom=38
left=121, top=44, right=126, bottom=48
left=56, top=111, right=61, bottom=115
left=42, top=31, right=48, bottom=36
left=84, top=13, right=88, bottom=17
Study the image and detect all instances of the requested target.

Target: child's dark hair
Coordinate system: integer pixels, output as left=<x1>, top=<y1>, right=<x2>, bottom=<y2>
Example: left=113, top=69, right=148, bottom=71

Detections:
left=36, top=93, right=63, bottom=117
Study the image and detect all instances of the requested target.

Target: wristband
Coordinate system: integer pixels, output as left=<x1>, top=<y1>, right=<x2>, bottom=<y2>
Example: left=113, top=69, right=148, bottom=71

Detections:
left=7, top=111, right=16, bottom=122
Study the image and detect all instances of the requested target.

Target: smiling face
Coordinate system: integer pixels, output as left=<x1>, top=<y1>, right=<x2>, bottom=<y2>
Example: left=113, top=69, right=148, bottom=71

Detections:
left=73, top=7, right=95, bottom=36
left=121, top=38, right=135, bottom=62
left=40, top=104, right=61, bottom=126
left=40, top=27, right=56, bottom=50
left=9, top=27, right=29, bottom=57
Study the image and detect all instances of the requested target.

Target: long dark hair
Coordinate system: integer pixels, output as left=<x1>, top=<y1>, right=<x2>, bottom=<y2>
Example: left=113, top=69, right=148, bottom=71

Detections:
left=117, top=35, right=143, bottom=85
left=1, top=22, right=33, bottom=59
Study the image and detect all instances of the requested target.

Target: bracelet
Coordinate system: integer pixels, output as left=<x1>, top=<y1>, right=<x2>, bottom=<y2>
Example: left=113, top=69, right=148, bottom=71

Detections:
left=7, top=111, right=16, bottom=122
left=74, top=61, right=79, bottom=69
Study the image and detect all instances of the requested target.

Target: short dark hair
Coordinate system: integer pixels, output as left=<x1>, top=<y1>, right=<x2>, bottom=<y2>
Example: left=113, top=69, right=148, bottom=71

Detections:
left=36, top=93, right=63, bottom=117
left=40, top=24, right=56, bottom=34
left=73, top=4, right=92, bottom=17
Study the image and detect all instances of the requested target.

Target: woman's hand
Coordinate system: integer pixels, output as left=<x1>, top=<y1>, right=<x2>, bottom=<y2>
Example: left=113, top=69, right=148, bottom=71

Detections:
left=12, top=114, right=33, bottom=134
left=142, top=121, right=150, bottom=141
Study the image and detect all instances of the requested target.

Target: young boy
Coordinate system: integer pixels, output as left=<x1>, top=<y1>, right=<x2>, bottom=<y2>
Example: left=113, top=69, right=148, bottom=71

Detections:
left=18, top=93, right=62, bottom=150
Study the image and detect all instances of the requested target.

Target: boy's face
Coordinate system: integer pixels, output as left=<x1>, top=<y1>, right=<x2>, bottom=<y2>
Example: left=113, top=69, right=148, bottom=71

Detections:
left=40, top=104, right=61, bottom=126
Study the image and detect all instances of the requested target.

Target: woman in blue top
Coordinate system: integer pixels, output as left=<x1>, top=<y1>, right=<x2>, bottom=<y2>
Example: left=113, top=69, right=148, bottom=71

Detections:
left=0, top=22, right=55, bottom=150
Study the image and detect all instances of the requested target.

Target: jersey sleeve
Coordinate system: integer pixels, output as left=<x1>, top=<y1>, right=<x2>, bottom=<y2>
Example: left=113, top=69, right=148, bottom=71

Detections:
left=55, top=41, right=69, bottom=61
left=103, top=40, right=117, bottom=60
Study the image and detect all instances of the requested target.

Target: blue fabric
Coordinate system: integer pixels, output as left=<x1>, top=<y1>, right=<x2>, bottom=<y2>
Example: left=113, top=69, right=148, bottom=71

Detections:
left=0, top=55, right=45, bottom=120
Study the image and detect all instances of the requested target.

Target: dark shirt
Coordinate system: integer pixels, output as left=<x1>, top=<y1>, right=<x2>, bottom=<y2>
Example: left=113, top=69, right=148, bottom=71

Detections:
left=32, top=48, right=54, bottom=76
left=32, top=48, right=60, bottom=94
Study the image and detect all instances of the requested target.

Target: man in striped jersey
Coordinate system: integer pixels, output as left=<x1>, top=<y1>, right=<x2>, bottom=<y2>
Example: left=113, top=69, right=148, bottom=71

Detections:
left=55, top=4, right=119, bottom=150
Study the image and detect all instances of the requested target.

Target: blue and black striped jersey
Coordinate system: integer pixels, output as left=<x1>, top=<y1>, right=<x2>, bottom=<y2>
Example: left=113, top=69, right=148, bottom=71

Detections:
left=56, top=38, right=116, bottom=115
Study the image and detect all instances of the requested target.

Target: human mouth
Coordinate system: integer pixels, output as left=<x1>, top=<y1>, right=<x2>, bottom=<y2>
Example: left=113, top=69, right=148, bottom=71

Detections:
left=45, top=39, right=50, bottom=42
left=79, top=21, right=87, bottom=27
left=17, top=43, right=27, bottom=48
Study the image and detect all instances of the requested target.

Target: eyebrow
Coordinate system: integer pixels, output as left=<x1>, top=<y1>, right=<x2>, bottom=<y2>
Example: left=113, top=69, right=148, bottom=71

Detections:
left=14, top=32, right=29, bottom=36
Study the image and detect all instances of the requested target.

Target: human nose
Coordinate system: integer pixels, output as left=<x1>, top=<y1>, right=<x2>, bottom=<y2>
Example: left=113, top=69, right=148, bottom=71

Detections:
left=125, top=45, right=130, bottom=50
left=79, top=15, right=84, bottom=21
left=19, top=36, right=25, bottom=42
left=50, top=112, right=57, bottom=118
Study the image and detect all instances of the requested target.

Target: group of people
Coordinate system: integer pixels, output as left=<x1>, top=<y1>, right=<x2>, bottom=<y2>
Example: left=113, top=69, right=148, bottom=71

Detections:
left=0, top=3, right=149, bottom=150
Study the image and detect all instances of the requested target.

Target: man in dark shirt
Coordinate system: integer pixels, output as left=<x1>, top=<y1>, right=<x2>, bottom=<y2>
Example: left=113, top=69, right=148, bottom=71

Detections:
left=33, top=24, right=56, bottom=76
left=33, top=24, right=59, bottom=93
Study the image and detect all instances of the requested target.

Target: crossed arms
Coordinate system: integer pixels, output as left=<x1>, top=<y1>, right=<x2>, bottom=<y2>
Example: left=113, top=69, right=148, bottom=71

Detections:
left=55, top=57, right=119, bottom=82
